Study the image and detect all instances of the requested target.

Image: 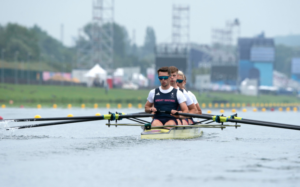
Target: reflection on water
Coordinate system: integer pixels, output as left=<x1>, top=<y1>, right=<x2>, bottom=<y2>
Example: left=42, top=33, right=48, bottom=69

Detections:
left=0, top=108, right=299, bottom=187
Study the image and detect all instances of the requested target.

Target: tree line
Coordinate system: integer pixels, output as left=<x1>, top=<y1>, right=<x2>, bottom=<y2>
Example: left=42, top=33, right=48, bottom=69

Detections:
left=0, top=22, right=156, bottom=74
left=1, top=22, right=299, bottom=77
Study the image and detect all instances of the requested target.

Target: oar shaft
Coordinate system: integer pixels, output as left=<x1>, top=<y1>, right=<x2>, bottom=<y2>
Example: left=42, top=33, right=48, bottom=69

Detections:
left=3, top=116, right=104, bottom=122
left=200, top=113, right=299, bottom=129
left=7, top=119, right=99, bottom=130
left=226, top=118, right=300, bottom=131
left=2, top=113, right=154, bottom=122
left=162, top=111, right=300, bottom=131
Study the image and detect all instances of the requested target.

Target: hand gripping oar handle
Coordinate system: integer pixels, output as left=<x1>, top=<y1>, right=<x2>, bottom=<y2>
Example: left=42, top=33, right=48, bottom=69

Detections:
left=156, top=110, right=180, bottom=115
left=158, top=111, right=300, bottom=131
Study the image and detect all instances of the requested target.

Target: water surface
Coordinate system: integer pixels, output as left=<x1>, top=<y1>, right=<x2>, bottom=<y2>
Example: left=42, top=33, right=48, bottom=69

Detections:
left=0, top=108, right=299, bottom=187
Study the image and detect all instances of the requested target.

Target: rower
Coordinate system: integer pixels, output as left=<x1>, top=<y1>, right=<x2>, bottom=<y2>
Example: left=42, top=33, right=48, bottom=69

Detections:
left=169, top=66, right=196, bottom=125
left=177, top=70, right=202, bottom=115
left=144, top=67, right=188, bottom=127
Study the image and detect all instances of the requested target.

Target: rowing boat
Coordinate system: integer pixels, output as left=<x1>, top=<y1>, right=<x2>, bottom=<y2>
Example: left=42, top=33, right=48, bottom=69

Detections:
left=141, top=126, right=203, bottom=140
left=3, top=111, right=300, bottom=139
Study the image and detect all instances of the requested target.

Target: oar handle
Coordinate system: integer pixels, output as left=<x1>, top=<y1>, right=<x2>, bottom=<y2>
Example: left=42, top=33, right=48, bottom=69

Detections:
left=156, top=110, right=180, bottom=115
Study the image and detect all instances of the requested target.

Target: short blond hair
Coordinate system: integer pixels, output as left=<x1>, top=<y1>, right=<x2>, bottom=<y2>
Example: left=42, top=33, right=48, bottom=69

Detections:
left=178, top=70, right=185, bottom=80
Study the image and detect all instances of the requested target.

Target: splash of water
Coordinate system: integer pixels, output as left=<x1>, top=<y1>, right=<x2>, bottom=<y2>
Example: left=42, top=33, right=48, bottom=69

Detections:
left=0, top=120, right=15, bottom=139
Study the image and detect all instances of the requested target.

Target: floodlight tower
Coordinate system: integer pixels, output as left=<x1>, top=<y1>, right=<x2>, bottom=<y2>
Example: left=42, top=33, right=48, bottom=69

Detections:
left=211, top=19, right=240, bottom=46
left=92, top=0, right=114, bottom=69
left=172, top=5, right=190, bottom=47
left=171, top=4, right=191, bottom=86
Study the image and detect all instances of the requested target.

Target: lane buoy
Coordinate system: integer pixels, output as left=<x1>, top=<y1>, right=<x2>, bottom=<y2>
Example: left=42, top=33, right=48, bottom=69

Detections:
left=118, top=104, right=122, bottom=109
left=0, top=116, right=3, bottom=120
left=34, top=115, right=41, bottom=118
left=95, top=113, right=101, bottom=116
left=67, top=114, right=74, bottom=117
left=138, top=103, right=142, bottom=109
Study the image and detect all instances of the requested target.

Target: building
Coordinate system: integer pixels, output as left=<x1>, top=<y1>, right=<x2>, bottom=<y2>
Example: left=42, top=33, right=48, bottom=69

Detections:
left=238, top=35, right=275, bottom=87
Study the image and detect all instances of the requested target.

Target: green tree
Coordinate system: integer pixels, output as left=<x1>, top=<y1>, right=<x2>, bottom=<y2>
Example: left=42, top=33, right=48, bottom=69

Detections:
left=75, top=22, right=156, bottom=73
left=143, top=27, right=156, bottom=55
left=31, top=25, right=76, bottom=71
left=0, top=23, right=76, bottom=71
left=0, top=23, right=39, bottom=61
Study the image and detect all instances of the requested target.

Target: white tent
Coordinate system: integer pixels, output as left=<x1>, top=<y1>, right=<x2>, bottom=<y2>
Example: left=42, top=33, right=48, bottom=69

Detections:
left=132, top=73, right=148, bottom=87
left=113, top=68, right=124, bottom=77
left=85, top=64, right=107, bottom=79
left=84, top=64, right=107, bottom=87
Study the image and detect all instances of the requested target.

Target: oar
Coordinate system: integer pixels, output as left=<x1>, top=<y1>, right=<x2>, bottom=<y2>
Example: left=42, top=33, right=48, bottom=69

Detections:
left=1, top=113, right=154, bottom=122
left=198, top=113, right=299, bottom=129
left=6, top=119, right=100, bottom=130
left=157, top=111, right=300, bottom=131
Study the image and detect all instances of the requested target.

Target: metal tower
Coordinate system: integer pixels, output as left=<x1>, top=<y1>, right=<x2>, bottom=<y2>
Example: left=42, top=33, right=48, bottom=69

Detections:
left=92, top=0, right=114, bottom=69
left=211, top=19, right=240, bottom=46
left=172, top=5, right=190, bottom=47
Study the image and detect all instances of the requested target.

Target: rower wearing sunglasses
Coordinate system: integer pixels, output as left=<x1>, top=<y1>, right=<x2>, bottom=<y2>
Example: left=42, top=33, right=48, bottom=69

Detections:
left=144, top=67, right=189, bottom=127
left=169, top=66, right=196, bottom=125
left=177, top=70, right=202, bottom=116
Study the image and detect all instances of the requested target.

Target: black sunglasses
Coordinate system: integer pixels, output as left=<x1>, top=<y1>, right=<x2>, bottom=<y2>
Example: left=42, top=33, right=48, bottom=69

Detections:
left=158, top=76, right=169, bottom=80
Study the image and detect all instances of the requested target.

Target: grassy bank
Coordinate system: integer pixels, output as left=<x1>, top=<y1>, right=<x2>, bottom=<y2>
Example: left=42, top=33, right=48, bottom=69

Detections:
left=0, top=83, right=299, bottom=108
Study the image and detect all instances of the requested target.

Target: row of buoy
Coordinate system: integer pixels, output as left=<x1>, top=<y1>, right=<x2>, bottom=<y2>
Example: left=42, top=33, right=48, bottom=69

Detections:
left=201, top=103, right=300, bottom=108
left=1, top=103, right=144, bottom=109
left=2, top=102, right=300, bottom=109
left=1, top=103, right=299, bottom=111
left=206, top=107, right=298, bottom=114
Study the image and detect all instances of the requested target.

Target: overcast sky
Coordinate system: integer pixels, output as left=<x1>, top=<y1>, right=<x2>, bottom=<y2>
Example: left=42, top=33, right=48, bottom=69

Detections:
left=0, top=0, right=299, bottom=46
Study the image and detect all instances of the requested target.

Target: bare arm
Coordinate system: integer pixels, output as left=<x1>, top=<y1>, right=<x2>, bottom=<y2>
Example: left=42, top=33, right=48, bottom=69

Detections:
left=144, top=101, right=156, bottom=113
left=171, top=102, right=189, bottom=119
left=187, top=103, right=197, bottom=114
left=179, top=102, right=188, bottom=113
left=196, top=103, right=202, bottom=114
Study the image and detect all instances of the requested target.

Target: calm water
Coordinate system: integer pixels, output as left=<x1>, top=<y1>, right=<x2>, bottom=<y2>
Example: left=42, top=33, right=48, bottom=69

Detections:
left=0, top=108, right=299, bottom=187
